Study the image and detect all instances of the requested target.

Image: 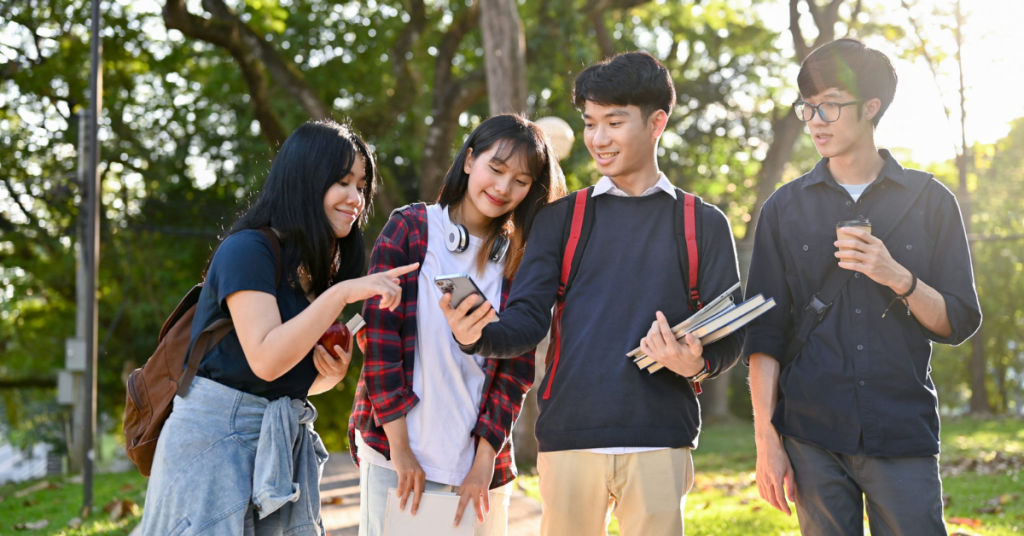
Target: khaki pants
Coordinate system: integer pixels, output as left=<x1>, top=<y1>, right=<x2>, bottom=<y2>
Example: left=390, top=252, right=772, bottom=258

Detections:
left=537, top=448, right=694, bottom=536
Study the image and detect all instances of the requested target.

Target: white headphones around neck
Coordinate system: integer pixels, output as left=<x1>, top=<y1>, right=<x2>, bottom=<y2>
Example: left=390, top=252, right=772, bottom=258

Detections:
left=442, top=205, right=510, bottom=264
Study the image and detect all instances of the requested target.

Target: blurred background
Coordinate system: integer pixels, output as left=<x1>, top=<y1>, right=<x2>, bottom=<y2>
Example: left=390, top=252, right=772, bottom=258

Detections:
left=1, top=0, right=1022, bottom=533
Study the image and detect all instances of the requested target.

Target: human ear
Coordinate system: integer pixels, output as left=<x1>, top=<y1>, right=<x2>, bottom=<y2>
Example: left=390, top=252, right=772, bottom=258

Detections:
left=463, top=147, right=475, bottom=174
left=863, top=98, right=882, bottom=121
left=649, top=110, right=669, bottom=139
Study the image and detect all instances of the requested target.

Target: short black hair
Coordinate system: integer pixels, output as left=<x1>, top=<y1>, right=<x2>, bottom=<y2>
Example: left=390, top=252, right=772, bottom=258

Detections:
left=797, top=38, right=898, bottom=127
left=572, top=51, right=676, bottom=120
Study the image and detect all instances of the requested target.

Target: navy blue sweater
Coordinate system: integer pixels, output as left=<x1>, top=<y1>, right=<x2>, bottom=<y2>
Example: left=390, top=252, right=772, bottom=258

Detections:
left=462, top=191, right=744, bottom=452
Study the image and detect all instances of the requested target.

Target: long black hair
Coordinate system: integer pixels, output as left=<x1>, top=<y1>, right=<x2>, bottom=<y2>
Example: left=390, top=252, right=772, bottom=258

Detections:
left=227, top=119, right=376, bottom=296
left=437, top=114, right=566, bottom=278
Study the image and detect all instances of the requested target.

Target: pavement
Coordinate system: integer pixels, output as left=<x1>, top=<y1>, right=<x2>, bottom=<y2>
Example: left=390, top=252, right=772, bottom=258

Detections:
left=320, top=453, right=543, bottom=536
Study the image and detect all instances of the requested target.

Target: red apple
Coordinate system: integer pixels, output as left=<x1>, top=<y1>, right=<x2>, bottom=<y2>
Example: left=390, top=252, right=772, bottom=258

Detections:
left=319, top=321, right=351, bottom=359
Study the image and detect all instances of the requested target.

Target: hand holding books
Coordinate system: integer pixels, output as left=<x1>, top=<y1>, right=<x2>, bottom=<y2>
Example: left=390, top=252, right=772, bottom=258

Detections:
left=637, top=311, right=707, bottom=377
left=631, top=283, right=776, bottom=374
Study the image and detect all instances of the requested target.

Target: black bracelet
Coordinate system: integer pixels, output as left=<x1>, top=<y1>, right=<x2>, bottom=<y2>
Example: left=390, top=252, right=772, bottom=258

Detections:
left=882, top=272, right=917, bottom=318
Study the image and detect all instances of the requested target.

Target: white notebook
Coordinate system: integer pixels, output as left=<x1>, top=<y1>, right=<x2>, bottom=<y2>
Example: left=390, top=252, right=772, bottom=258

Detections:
left=383, top=488, right=475, bottom=536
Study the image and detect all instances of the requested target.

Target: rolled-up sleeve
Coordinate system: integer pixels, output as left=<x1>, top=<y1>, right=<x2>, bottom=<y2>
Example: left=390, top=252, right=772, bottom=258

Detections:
left=922, top=192, right=982, bottom=345
left=742, top=195, right=795, bottom=365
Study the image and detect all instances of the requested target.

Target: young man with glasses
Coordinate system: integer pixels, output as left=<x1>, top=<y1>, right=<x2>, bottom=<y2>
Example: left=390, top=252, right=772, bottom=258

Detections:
left=744, top=38, right=981, bottom=535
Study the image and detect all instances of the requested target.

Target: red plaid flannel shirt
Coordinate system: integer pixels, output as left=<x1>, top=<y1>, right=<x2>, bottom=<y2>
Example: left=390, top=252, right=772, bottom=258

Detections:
left=348, top=203, right=535, bottom=489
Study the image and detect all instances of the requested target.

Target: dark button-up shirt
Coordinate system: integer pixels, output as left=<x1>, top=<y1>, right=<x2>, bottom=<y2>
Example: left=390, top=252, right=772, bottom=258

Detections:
left=743, top=150, right=982, bottom=457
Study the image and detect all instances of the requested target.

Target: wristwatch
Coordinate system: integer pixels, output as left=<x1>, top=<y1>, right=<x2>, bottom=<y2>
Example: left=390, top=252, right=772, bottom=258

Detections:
left=687, top=358, right=712, bottom=383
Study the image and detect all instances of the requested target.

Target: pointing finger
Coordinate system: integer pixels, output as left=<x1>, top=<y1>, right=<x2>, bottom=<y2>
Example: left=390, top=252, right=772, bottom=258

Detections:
left=384, top=262, right=420, bottom=278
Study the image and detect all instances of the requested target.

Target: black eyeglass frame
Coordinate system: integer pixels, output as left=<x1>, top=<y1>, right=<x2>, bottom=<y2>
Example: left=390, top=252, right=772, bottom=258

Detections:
left=793, top=100, right=863, bottom=123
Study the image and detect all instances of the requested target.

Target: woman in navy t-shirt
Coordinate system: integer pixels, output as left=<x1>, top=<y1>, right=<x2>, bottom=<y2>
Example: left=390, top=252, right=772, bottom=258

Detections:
left=139, top=120, right=417, bottom=535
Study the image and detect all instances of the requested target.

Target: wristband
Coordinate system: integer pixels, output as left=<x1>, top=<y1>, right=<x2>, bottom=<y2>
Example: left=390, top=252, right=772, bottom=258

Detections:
left=883, top=272, right=917, bottom=318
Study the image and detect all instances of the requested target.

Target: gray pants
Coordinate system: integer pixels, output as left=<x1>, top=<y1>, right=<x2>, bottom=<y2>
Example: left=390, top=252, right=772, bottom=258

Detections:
left=783, top=437, right=947, bottom=536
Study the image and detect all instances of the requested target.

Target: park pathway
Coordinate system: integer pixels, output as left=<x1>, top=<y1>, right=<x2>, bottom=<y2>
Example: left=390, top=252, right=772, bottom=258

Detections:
left=320, top=452, right=543, bottom=536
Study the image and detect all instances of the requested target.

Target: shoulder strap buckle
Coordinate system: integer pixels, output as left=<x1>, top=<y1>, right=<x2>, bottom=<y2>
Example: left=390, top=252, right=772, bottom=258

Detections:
left=807, top=295, right=830, bottom=317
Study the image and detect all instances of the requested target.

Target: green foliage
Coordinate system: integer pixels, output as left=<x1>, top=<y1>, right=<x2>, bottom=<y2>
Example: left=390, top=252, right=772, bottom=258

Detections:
left=911, top=118, right=1024, bottom=415
left=0, top=0, right=797, bottom=450
left=1, top=0, right=1019, bottom=455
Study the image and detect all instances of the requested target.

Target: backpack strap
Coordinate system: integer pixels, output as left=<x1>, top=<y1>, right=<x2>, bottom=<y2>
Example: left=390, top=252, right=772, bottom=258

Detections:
left=543, top=187, right=706, bottom=399
left=543, top=188, right=593, bottom=400
left=176, top=228, right=283, bottom=397
left=558, top=188, right=595, bottom=299
left=676, top=192, right=704, bottom=311
left=258, top=227, right=282, bottom=288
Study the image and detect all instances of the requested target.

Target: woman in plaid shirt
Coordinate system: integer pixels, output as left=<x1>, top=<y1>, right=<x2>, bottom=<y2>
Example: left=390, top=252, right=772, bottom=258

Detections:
left=348, top=114, right=565, bottom=536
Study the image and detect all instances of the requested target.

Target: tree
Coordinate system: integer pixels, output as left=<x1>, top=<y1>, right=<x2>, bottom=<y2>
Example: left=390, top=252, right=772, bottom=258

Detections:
left=4, top=0, right=901, bottom=457
left=743, top=0, right=868, bottom=242
left=901, top=0, right=988, bottom=413
left=479, top=0, right=528, bottom=115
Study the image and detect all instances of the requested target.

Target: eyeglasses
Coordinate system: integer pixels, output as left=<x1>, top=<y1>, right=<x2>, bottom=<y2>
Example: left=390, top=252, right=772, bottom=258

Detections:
left=793, top=100, right=862, bottom=123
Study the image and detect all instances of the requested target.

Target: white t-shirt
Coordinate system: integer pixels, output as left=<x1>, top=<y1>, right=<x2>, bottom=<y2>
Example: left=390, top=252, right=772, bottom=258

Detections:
left=840, top=182, right=870, bottom=202
left=357, top=203, right=505, bottom=485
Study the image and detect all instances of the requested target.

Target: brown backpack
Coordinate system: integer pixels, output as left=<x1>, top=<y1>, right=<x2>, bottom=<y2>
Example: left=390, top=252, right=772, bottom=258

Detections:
left=123, top=228, right=280, bottom=476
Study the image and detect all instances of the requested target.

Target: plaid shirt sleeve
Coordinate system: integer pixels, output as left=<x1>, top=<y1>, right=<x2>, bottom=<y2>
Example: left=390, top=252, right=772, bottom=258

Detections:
left=473, top=279, right=536, bottom=455
left=473, top=349, right=535, bottom=455
left=358, top=213, right=420, bottom=426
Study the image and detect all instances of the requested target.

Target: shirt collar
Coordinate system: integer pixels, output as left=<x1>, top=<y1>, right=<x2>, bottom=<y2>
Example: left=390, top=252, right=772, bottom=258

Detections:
left=803, top=149, right=909, bottom=190
left=592, top=172, right=678, bottom=199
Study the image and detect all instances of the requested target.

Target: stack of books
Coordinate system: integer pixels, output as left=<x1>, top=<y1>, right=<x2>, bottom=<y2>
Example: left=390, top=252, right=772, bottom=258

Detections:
left=630, top=282, right=776, bottom=374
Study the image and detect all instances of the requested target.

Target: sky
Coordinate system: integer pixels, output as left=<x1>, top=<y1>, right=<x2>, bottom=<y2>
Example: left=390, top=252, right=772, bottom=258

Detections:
left=875, top=0, right=1024, bottom=164
left=762, top=0, right=1024, bottom=165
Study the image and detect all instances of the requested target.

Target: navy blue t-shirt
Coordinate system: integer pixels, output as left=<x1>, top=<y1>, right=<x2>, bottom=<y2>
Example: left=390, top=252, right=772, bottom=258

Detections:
left=189, top=230, right=318, bottom=400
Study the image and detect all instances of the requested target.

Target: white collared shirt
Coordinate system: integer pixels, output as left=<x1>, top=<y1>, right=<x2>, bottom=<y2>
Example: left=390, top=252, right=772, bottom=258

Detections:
left=575, top=172, right=674, bottom=457
left=591, top=172, right=677, bottom=199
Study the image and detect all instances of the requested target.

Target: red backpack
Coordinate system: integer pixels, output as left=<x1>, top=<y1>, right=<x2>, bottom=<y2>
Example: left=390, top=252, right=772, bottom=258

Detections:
left=544, top=187, right=704, bottom=399
left=122, top=228, right=280, bottom=476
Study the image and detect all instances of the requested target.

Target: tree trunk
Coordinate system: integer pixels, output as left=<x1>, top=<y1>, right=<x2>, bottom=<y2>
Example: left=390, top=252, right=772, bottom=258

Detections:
left=951, top=0, right=988, bottom=414
left=479, top=0, right=528, bottom=115
left=744, top=0, right=850, bottom=239
left=513, top=333, right=548, bottom=468
left=419, top=76, right=487, bottom=200
left=701, top=238, right=755, bottom=420
left=417, top=3, right=486, bottom=200
left=743, top=112, right=803, bottom=240
left=162, top=0, right=287, bottom=148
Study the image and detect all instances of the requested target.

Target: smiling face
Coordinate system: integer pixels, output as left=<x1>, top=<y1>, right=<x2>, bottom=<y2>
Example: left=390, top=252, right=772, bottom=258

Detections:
left=803, top=88, right=880, bottom=160
left=322, top=154, right=367, bottom=238
left=459, top=144, right=534, bottom=228
left=582, top=101, right=665, bottom=181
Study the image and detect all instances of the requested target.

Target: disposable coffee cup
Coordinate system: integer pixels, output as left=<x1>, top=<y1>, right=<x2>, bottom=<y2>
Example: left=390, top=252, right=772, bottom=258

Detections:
left=836, top=218, right=872, bottom=251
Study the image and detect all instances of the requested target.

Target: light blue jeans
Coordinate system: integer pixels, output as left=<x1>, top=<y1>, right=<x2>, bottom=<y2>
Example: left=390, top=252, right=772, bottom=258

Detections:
left=358, top=460, right=511, bottom=536
left=139, top=377, right=327, bottom=535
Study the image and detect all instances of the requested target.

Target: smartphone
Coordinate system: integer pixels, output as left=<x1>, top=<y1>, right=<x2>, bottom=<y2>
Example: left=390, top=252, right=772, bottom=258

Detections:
left=434, top=273, right=499, bottom=322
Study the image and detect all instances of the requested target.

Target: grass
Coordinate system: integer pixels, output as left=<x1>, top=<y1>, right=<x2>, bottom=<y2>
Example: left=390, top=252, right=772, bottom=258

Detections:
left=0, top=470, right=148, bottom=535
left=516, top=417, right=1024, bottom=535
left=4, top=418, right=1021, bottom=535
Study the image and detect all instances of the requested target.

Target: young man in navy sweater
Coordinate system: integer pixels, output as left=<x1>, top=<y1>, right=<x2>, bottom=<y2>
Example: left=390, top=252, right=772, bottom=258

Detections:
left=441, top=51, right=744, bottom=536
left=744, top=39, right=982, bottom=535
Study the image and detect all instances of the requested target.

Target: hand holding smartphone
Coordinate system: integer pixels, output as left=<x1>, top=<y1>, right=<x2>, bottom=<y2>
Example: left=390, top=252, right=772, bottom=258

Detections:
left=434, top=273, right=499, bottom=323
